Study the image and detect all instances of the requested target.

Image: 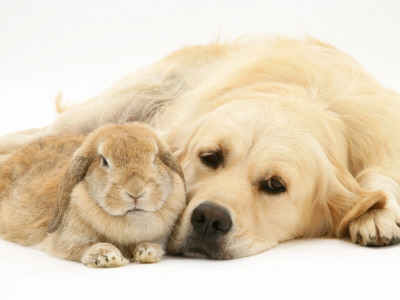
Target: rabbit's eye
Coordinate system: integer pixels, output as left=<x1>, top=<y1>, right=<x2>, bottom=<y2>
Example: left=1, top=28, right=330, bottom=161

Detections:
left=100, top=155, right=109, bottom=168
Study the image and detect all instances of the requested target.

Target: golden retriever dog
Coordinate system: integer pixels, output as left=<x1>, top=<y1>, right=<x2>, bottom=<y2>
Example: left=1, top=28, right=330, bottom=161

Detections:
left=1, top=37, right=400, bottom=259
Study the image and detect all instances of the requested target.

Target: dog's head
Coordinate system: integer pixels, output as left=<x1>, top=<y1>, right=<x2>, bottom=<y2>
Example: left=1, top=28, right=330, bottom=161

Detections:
left=166, top=98, right=384, bottom=259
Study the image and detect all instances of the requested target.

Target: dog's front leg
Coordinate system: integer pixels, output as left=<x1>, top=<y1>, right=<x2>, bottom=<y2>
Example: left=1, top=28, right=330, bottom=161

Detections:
left=0, top=127, right=46, bottom=155
left=0, top=94, right=138, bottom=155
left=349, top=171, right=400, bottom=247
left=0, top=62, right=187, bottom=155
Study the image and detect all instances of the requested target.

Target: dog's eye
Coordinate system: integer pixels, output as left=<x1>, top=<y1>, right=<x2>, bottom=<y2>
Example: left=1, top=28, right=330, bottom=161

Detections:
left=259, top=177, right=286, bottom=194
left=100, top=155, right=109, bottom=168
left=199, top=150, right=223, bottom=169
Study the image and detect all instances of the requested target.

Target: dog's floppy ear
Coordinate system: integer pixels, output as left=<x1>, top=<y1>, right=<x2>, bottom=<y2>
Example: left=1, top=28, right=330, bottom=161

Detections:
left=157, top=140, right=185, bottom=181
left=163, top=127, right=190, bottom=161
left=337, top=189, right=386, bottom=238
left=48, top=145, right=94, bottom=233
left=319, top=167, right=387, bottom=238
left=308, top=164, right=385, bottom=238
left=163, top=117, right=205, bottom=162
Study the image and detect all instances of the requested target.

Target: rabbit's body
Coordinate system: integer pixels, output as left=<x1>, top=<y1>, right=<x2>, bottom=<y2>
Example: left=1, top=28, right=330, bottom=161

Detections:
left=0, top=135, right=83, bottom=246
left=0, top=123, right=185, bottom=267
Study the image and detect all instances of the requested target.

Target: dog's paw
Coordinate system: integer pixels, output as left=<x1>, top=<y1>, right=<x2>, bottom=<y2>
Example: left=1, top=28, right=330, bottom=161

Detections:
left=132, top=242, right=165, bottom=263
left=349, top=207, right=400, bottom=247
left=81, top=243, right=129, bottom=268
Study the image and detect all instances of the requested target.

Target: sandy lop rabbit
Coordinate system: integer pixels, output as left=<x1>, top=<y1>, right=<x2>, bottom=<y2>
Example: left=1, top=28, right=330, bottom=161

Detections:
left=0, top=122, right=186, bottom=267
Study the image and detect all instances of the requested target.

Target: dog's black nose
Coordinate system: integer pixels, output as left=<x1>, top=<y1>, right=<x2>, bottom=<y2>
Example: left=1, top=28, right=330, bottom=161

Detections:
left=191, top=202, right=232, bottom=240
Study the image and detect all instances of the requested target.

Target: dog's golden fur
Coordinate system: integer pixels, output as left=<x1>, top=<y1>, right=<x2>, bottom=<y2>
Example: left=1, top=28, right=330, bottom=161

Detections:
left=1, top=37, right=400, bottom=259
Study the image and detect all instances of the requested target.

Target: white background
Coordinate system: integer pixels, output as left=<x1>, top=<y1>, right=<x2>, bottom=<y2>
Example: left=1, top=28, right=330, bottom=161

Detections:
left=1, top=1, right=400, bottom=299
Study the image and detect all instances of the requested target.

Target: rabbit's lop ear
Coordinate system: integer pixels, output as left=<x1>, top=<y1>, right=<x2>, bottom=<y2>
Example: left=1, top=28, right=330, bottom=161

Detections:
left=48, top=146, right=94, bottom=233
left=158, top=144, right=184, bottom=180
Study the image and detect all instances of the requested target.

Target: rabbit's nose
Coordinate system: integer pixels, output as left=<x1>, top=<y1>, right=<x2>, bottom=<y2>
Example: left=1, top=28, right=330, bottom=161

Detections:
left=125, top=191, right=144, bottom=202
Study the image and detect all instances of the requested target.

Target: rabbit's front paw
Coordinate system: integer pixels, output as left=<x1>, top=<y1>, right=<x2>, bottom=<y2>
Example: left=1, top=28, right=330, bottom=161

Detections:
left=82, top=243, right=129, bottom=268
left=132, top=242, right=165, bottom=263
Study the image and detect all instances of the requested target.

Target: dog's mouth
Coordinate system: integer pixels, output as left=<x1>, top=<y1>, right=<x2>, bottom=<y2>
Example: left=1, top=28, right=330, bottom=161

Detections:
left=179, top=247, right=232, bottom=260
left=180, top=247, right=213, bottom=259
left=176, top=235, right=233, bottom=260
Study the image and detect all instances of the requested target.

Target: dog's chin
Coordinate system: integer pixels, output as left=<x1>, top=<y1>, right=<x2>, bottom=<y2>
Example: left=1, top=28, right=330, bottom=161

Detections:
left=179, top=248, right=233, bottom=260
left=176, top=236, right=233, bottom=260
left=179, top=248, right=213, bottom=259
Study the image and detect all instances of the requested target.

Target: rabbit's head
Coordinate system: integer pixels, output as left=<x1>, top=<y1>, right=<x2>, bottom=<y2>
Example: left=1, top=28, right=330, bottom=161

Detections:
left=48, top=122, right=184, bottom=233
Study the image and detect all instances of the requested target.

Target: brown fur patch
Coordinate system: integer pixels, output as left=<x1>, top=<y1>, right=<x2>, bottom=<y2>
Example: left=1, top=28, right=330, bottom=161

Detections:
left=48, top=155, right=91, bottom=233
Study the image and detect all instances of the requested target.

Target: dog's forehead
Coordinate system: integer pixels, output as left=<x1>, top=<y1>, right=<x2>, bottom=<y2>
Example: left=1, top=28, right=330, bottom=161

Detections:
left=201, top=100, right=314, bottom=146
left=208, top=99, right=305, bottom=129
left=194, top=99, right=326, bottom=171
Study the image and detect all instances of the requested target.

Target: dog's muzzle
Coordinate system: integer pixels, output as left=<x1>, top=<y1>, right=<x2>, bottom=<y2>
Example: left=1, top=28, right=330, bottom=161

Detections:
left=181, top=201, right=233, bottom=259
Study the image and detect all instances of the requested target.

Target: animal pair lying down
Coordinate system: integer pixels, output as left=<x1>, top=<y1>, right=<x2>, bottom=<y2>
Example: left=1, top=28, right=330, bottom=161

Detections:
left=1, top=37, right=400, bottom=267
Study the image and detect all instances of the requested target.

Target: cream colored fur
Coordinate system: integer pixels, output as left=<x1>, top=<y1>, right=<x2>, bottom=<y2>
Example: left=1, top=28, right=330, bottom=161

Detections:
left=0, top=123, right=185, bottom=266
left=1, top=37, right=400, bottom=259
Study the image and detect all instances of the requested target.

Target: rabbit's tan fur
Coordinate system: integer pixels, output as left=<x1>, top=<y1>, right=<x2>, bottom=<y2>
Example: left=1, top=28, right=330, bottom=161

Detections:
left=0, top=123, right=185, bottom=267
